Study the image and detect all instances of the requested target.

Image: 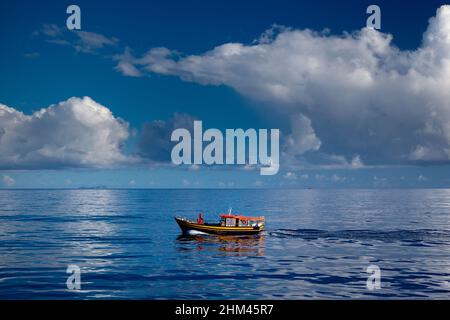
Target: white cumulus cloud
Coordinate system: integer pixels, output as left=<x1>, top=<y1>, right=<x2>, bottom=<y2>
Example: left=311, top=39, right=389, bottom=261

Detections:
left=284, top=113, right=321, bottom=155
left=0, top=97, right=132, bottom=169
left=119, top=5, right=450, bottom=166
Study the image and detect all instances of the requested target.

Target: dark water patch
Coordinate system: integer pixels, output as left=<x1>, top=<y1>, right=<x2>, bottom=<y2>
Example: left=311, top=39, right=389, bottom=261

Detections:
left=269, top=228, right=450, bottom=244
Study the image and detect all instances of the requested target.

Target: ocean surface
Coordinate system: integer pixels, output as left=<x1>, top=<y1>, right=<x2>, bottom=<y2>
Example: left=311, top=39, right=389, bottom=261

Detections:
left=1, top=189, right=450, bottom=299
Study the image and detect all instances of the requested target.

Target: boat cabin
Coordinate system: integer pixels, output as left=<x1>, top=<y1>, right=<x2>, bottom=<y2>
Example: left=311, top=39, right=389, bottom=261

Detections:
left=219, top=214, right=265, bottom=228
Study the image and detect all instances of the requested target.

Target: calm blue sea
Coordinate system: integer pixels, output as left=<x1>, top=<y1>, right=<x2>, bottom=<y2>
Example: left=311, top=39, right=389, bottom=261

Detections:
left=1, top=189, right=450, bottom=299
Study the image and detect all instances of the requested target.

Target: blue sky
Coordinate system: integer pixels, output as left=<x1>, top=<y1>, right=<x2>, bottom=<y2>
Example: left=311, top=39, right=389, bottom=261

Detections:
left=2, top=0, right=450, bottom=188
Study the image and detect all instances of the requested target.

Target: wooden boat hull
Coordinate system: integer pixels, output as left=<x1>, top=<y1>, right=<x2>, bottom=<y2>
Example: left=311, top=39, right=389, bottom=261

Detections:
left=175, top=217, right=264, bottom=235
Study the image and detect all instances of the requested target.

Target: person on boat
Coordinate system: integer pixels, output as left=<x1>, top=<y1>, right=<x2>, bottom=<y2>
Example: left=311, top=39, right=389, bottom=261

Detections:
left=197, top=212, right=204, bottom=224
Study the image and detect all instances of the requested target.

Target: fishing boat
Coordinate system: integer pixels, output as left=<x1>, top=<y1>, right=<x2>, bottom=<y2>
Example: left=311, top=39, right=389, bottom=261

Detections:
left=175, top=210, right=265, bottom=235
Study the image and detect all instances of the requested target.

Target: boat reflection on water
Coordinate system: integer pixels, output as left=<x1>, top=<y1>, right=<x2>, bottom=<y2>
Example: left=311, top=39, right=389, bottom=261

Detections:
left=176, top=233, right=265, bottom=257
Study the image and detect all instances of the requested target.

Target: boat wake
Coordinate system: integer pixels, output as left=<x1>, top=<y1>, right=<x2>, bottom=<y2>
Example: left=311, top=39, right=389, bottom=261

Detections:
left=187, top=229, right=209, bottom=236
left=269, top=228, right=450, bottom=244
